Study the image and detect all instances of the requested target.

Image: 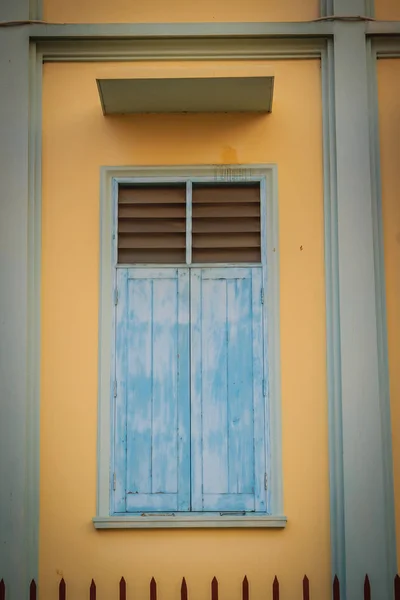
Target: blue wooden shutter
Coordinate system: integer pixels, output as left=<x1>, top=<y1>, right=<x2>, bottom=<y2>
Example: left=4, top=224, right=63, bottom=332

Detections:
left=191, top=267, right=266, bottom=513
left=114, top=268, right=190, bottom=513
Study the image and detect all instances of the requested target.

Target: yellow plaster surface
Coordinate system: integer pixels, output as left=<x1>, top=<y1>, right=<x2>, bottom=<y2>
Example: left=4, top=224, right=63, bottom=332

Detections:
left=375, top=0, right=400, bottom=21
left=43, top=0, right=318, bottom=24
left=41, top=60, right=329, bottom=599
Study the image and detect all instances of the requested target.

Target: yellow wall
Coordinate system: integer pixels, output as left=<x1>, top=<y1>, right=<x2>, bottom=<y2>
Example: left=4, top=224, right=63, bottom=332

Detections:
left=377, top=58, right=400, bottom=568
left=43, top=0, right=318, bottom=24
left=41, top=60, right=329, bottom=600
left=375, top=0, right=400, bottom=21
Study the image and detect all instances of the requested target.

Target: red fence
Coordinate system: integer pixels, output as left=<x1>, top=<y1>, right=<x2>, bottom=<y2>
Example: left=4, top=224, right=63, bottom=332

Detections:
left=1, top=575, right=400, bottom=599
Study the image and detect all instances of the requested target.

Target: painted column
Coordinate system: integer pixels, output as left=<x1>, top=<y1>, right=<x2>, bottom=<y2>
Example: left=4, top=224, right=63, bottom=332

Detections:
left=0, top=1, right=32, bottom=599
left=330, top=0, right=397, bottom=595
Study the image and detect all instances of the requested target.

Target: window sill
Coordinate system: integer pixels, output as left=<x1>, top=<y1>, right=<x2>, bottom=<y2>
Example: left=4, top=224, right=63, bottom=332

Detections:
left=93, top=515, right=287, bottom=529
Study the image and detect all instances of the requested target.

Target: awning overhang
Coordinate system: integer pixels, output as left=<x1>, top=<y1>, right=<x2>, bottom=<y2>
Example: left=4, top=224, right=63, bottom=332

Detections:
left=96, top=76, right=274, bottom=115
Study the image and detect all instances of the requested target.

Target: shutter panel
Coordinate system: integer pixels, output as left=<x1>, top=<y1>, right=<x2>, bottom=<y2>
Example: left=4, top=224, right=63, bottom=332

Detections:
left=192, top=184, right=261, bottom=264
left=118, top=185, right=186, bottom=264
left=191, top=267, right=266, bottom=512
left=114, top=268, right=190, bottom=513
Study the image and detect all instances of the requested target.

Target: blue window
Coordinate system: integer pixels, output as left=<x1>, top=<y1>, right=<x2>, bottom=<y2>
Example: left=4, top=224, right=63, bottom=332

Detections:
left=112, top=181, right=268, bottom=514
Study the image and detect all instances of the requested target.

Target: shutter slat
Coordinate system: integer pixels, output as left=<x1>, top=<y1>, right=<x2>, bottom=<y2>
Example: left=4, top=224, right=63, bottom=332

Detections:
left=193, top=203, right=260, bottom=218
left=119, top=186, right=186, bottom=204
left=119, top=219, right=186, bottom=233
left=118, top=248, right=186, bottom=264
left=119, top=204, right=186, bottom=219
left=192, top=248, right=260, bottom=263
left=192, top=218, right=260, bottom=233
left=192, top=185, right=260, bottom=204
left=119, top=233, right=186, bottom=249
left=193, top=233, right=260, bottom=249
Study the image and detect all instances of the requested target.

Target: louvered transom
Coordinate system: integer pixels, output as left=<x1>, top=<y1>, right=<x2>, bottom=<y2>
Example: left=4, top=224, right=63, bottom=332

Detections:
left=192, top=184, right=261, bottom=263
left=118, top=185, right=186, bottom=264
left=117, top=181, right=261, bottom=265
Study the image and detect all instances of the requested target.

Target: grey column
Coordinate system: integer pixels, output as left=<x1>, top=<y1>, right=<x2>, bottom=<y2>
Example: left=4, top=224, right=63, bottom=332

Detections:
left=0, top=1, right=33, bottom=599
left=330, top=9, right=397, bottom=600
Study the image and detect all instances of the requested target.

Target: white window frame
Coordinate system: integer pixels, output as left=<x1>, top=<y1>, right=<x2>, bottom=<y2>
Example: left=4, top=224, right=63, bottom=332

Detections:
left=94, top=165, right=285, bottom=529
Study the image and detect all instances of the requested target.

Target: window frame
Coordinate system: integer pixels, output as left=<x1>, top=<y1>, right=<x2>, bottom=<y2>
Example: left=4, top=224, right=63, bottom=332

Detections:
left=94, top=165, right=285, bottom=529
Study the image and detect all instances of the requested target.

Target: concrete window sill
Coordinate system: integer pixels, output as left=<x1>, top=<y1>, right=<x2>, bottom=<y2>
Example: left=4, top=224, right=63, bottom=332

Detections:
left=93, top=515, right=287, bottom=529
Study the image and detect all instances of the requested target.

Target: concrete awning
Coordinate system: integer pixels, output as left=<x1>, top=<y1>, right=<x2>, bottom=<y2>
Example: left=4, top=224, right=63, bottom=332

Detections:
left=96, top=76, right=274, bottom=114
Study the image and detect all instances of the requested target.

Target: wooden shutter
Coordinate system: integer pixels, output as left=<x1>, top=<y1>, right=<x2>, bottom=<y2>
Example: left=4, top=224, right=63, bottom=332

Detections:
left=192, top=184, right=261, bottom=264
left=118, top=185, right=186, bottom=264
left=190, top=267, right=266, bottom=512
left=114, top=268, right=190, bottom=513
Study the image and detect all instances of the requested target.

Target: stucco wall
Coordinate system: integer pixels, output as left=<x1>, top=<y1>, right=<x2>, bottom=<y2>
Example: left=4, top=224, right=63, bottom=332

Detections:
left=377, top=58, right=400, bottom=569
left=375, top=0, right=400, bottom=21
left=43, top=0, right=318, bottom=24
left=40, top=59, right=329, bottom=599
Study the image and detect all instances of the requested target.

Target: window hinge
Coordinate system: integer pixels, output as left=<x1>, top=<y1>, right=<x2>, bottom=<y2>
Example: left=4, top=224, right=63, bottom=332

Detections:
left=114, top=287, right=119, bottom=306
left=113, top=380, right=117, bottom=398
left=113, top=472, right=116, bottom=491
left=261, top=288, right=264, bottom=304
left=264, top=473, right=268, bottom=491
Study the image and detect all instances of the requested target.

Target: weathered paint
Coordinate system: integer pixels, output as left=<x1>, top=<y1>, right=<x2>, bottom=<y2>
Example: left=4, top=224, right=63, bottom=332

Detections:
left=43, top=0, right=319, bottom=24
left=116, top=263, right=265, bottom=514
left=41, top=59, right=328, bottom=599
left=377, top=58, right=400, bottom=569
left=115, top=268, right=190, bottom=513
left=190, top=268, right=265, bottom=513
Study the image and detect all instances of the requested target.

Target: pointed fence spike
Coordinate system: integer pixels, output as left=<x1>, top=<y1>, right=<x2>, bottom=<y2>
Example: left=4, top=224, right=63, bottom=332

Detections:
left=30, top=580, right=37, bottom=600
left=364, top=575, right=371, bottom=600
left=90, top=579, right=96, bottom=600
left=395, top=575, right=400, bottom=600
left=150, top=577, right=157, bottom=600
left=181, top=577, right=188, bottom=600
left=211, top=577, right=218, bottom=600
left=303, top=575, right=310, bottom=600
left=0, top=579, right=5, bottom=600
left=59, top=577, right=66, bottom=600
left=272, top=576, right=279, bottom=600
left=119, top=577, right=126, bottom=600
left=242, top=576, right=249, bottom=600
left=333, top=575, right=340, bottom=600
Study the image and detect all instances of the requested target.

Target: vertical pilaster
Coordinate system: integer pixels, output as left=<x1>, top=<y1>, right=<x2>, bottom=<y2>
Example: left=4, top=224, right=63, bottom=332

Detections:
left=330, top=14, right=396, bottom=598
left=0, top=2, right=33, bottom=599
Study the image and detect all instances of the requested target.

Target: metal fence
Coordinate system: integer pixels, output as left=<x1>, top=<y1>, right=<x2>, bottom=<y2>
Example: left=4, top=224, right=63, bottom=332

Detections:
left=1, top=574, right=400, bottom=599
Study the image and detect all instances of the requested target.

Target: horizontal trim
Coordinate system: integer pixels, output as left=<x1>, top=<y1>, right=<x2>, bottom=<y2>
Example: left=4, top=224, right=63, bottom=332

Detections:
left=118, top=262, right=262, bottom=269
left=37, top=38, right=325, bottom=62
left=31, top=22, right=334, bottom=41
left=372, top=37, right=400, bottom=58
left=93, top=515, right=287, bottom=529
left=367, top=22, right=400, bottom=36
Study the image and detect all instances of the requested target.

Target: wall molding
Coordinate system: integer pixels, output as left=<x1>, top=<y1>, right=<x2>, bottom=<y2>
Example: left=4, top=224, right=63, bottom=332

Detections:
left=29, top=0, right=42, bottom=20
left=26, top=40, right=42, bottom=599
left=37, top=38, right=325, bottom=62
left=97, top=165, right=282, bottom=523
left=367, top=35, right=398, bottom=582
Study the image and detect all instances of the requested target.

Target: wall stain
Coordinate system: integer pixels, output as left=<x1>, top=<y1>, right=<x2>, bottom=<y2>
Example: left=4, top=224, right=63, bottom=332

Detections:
left=220, top=146, right=238, bottom=164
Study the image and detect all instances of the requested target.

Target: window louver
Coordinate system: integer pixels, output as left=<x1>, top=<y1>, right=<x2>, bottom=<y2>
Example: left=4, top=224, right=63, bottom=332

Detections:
left=117, top=182, right=261, bottom=265
left=118, top=185, right=186, bottom=264
left=192, top=184, right=261, bottom=263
